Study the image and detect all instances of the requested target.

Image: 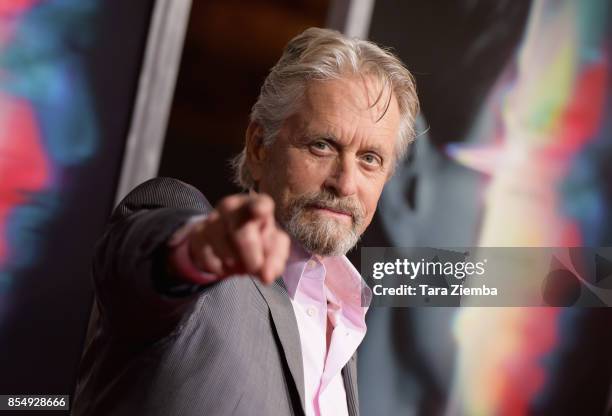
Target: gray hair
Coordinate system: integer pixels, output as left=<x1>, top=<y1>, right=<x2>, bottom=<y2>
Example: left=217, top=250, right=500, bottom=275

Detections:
left=231, top=27, right=419, bottom=190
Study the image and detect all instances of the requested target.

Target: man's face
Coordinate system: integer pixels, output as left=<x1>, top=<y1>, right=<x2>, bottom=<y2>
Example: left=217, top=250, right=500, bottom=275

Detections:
left=251, top=74, right=401, bottom=256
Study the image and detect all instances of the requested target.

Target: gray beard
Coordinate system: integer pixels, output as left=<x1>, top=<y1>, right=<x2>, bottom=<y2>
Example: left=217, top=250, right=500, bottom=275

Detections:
left=279, top=191, right=365, bottom=256
left=284, top=210, right=361, bottom=256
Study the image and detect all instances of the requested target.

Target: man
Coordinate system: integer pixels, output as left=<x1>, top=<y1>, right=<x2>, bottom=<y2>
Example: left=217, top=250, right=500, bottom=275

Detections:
left=73, top=27, right=418, bottom=416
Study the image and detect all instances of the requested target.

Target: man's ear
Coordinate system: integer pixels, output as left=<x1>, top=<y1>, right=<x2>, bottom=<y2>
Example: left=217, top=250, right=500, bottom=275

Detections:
left=245, top=121, right=266, bottom=182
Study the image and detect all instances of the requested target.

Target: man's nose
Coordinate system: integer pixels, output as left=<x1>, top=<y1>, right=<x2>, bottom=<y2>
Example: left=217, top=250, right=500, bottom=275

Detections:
left=324, top=156, right=358, bottom=197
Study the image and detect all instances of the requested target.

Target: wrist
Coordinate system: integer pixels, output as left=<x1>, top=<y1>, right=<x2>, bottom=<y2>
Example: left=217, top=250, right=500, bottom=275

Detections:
left=167, top=216, right=219, bottom=285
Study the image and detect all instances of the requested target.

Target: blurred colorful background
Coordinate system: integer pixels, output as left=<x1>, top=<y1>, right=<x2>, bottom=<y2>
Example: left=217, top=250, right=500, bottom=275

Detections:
left=0, top=0, right=155, bottom=396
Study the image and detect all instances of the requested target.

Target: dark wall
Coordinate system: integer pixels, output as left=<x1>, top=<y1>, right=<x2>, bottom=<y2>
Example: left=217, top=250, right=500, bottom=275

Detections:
left=158, top=0, right=330, bottom=205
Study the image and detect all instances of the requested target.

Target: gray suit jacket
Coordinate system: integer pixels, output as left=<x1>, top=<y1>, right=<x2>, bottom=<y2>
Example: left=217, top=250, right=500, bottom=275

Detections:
left=73, top=177, right=360, bottom=416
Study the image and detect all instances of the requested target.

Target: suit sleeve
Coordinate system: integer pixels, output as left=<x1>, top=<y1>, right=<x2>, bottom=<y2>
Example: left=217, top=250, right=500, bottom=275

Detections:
left=92, top=177, right=214, bottom=342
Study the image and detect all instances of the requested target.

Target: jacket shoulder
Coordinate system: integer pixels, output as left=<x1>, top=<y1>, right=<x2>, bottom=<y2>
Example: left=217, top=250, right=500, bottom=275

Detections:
left=111, top=177, right=213, bottom=222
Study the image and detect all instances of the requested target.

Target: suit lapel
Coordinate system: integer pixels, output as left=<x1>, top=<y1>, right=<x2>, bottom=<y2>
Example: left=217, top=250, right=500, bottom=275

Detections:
left=252, top=278, right=306, bottom=415
left=342, top=354, right=360, bottom=416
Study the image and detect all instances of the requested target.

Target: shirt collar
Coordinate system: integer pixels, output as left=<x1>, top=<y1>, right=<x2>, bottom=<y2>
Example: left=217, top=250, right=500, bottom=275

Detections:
left=282, top=240, right=372, bottom=309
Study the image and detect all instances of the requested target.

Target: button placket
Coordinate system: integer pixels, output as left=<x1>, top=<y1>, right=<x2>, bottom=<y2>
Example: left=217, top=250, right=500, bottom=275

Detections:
left=306, top=306, right=317, bottom=317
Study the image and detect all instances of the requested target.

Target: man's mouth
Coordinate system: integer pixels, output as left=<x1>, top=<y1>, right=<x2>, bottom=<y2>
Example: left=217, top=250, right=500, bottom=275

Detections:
left=309, top=204, right=353, bottom=221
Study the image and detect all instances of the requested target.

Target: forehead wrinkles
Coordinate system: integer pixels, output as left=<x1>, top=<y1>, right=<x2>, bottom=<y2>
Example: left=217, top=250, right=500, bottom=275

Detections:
left=302, top=75, right=394, bottom=126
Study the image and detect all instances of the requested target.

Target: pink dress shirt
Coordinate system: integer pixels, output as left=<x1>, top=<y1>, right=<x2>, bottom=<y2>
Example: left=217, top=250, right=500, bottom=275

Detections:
left=282, top=243, right=369, bottom=416
left=169, top=219, right=371, bottom=415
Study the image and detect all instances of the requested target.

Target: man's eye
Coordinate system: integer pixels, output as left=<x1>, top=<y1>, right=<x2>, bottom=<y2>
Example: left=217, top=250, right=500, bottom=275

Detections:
left=310, top=141, right=330, bottom=151
left=362, top=153, right=382, bottom=166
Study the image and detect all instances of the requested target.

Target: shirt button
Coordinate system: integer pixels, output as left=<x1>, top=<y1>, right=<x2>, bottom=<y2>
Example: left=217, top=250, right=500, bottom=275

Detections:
left=306, top=306, right=317, bottom=317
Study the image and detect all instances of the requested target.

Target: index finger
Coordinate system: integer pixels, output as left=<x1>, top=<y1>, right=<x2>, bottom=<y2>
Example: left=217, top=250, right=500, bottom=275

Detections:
left=245, top=194, right=275, bottom=223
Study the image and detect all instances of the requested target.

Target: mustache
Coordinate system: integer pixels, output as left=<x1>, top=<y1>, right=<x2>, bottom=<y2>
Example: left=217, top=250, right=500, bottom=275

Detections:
left=290, top=190, right=365, bottom=224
